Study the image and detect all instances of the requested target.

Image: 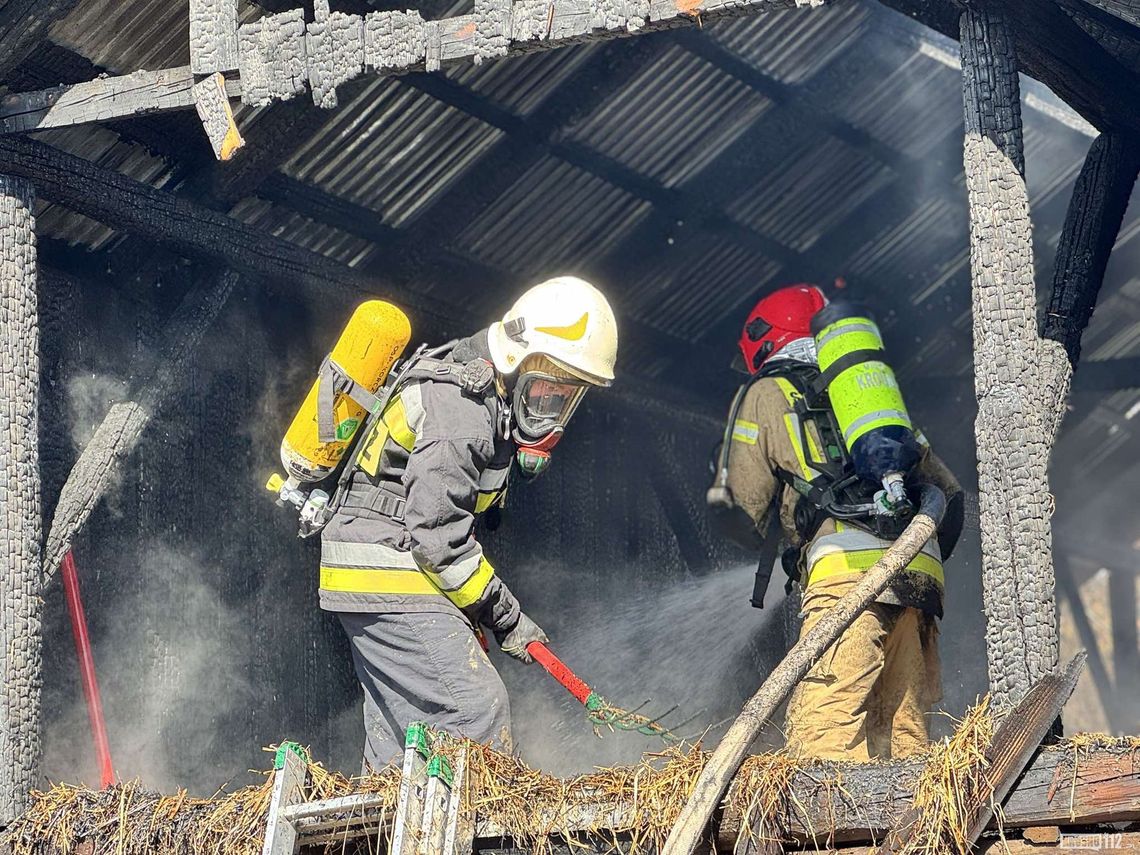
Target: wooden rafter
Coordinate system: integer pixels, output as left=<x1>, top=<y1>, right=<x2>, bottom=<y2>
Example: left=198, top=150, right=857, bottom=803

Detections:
left=0, top=0, right=823, bottom=139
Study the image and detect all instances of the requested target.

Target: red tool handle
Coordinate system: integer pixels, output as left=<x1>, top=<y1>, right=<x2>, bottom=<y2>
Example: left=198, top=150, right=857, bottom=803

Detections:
left=527, top=641, right=593, bottom=705
left=61, top=551, right=115, bottom=788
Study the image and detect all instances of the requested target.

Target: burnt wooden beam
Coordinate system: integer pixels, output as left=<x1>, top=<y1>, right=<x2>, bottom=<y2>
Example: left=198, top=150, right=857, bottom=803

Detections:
left=960, top=5, right=1063, bottom=707
left=0, top=174, right=41, bottom=824
left=1004, top=0, right=1140, bottom=133
left=719, top=744, right=1140, bottom=844
left=1043, top=133, right=1140, bottom=369
left=0, top=135, right=408, bottom=309
left=0, top=66, right=243, bottom=135
left=0, top=0, right=824, bottom=137
left=877, top=0, right=1140, bottom=137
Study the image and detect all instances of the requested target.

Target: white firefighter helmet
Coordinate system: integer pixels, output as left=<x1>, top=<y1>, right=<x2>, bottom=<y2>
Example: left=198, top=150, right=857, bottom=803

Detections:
left=488, top=276, right=618, bottom=386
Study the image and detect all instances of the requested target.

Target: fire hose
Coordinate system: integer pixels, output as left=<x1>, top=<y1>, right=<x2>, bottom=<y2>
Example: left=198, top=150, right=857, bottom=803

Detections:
left=662, top=484, right=947, bottom=855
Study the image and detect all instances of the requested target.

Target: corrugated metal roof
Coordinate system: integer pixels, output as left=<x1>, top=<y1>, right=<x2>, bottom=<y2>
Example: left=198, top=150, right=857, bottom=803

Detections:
left=50, top=0, right=191, bottom=73
left=229, top=197, right=378, bottom=268
left=7, top=0, right=1135, bottom=498
left=839, top=52, right=962, bottom=158
left=282, top=78, right=504, bottom=228
left=563, top=44, right=772, bottom=187
left=455, top=155, right=652, bottom=273
left=446, top=43, right=599, bottom=116
left=708, top=3, right=869, bottom=84
left=727, top=134, right=894, bottom=251
left=845, top=197, right=965, bottom=300
left=622, top=238, right=781, bottom=340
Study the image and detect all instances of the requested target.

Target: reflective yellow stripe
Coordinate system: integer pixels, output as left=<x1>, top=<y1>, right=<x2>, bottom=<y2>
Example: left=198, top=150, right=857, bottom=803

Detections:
left=815, top=316, right=881, bottom=366
left=475, top=491, right=502, bottom=513
left=774, top=378, right=823, bottom=478
left=355, top=420, right=390, bottom=477
left=444, top=556, right=495, bottom=609
left=319, top=566, right=441, bottom=595
left=773, top=378, right=799, bottom=407
left=807, top=549, right=944, bottom=586
left=731, top=419, right=759, bottom=445
left=384, top=398, right=416, bottom=452
left=783, top=414, right=813, bottom=479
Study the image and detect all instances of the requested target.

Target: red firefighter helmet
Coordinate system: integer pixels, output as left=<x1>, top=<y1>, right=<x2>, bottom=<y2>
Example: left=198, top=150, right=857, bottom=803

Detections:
left=735, top=284, right=827, bottom=374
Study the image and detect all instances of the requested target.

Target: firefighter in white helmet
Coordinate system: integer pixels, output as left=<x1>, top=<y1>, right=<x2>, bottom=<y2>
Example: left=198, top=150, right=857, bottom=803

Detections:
left=321, top=276, right=617, bottom=769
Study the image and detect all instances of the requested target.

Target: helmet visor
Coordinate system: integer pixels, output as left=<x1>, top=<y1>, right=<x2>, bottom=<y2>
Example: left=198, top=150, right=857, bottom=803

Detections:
left=513, top=372, right=588, bottom=439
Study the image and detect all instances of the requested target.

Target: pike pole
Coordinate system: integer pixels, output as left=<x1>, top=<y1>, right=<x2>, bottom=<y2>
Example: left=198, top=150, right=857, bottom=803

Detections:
left=526, top=641, right=684, bottom=742
left=60, top=550, right=115, bottom=787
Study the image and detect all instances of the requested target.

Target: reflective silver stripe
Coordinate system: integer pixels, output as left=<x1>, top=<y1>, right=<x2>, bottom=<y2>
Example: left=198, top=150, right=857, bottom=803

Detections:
left=422, top=550, right=483, bottom=593
left=842, top=408, right=912, bottom=445
left=321, top=539, right=419, bottom=570
left=401, top=382, right=426, bottom=434
left=815, top=319, right=880, bottom=352
left=807, top=529, right=941, bottom=570
left=478, top=464, right=509, bottom=492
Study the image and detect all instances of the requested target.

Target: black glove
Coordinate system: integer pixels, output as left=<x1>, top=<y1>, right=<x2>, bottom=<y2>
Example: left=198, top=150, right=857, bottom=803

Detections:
left=494, top=612, right=549, bottom=663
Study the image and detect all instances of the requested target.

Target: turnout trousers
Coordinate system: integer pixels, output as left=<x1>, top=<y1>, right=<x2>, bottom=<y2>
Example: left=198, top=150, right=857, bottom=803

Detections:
left=784, top=576, right=941, bottom=761
left=338, top=610, right=513, bottom=771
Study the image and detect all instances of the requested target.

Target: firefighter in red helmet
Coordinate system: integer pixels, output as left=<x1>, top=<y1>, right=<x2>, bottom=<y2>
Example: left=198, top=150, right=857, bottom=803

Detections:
left=708, top=284, right=963, bottom=760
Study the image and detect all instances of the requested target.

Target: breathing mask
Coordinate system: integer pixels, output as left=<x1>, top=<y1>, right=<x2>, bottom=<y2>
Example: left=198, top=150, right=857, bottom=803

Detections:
left=510, top=356, right=590, bottom=479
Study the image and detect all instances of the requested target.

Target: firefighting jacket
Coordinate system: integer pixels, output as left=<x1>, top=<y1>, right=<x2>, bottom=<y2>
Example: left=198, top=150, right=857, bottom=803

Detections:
left=724, top=372, right=962, bottom=617
left=319, top=331, right=520, bottom=634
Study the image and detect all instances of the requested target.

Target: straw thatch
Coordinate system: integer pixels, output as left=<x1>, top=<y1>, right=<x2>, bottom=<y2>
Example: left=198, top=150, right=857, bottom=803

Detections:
left=3, top=699, right=1134, bottom=855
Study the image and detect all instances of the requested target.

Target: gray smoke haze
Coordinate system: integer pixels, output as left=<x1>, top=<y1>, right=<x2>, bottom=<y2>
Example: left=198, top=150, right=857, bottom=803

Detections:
left=65, top=373, right=128, bottom=451
left=44, top=542, right=262, bottom=792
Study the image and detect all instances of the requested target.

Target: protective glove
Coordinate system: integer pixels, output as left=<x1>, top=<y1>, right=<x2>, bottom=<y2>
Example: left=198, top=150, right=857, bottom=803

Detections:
left=495, top=612, right=549, bottom=664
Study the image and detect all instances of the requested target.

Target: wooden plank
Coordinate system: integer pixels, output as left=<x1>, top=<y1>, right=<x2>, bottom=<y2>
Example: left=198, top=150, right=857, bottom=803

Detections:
left=192, top=72, right=245, bottom=161
left=0, top=66, right=241, bottom=135
left=0, top=0, right=816, bottom=135
left=274, top=746, right=1140, bottom=849
left=714, top=745, right=1140, bottom=845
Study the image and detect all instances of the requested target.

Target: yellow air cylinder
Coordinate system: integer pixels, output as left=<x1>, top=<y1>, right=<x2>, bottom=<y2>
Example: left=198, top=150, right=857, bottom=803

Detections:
left=280, top=300, right=411, bottom=483
left=810, top=301, right=920, bottom=483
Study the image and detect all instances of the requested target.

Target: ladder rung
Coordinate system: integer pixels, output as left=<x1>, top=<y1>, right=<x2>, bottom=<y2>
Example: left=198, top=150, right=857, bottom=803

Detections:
left=296, top=810, right=389, bottom=836
left=283, top=792, right=391, bottom=822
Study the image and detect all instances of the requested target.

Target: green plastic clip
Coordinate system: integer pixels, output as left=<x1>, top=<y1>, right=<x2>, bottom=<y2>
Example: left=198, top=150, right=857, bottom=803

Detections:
left=405, top=721, right=433, bottom=759
left=427, top=754, right=454, bottom=787
left=274, top=741, right=309, bottom=770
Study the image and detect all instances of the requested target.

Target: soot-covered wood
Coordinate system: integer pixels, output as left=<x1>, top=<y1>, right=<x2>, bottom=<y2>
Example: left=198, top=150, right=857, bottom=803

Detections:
left=0, top=175, right=40, bottom=823
left=960, top=6, right=1065, bottom=708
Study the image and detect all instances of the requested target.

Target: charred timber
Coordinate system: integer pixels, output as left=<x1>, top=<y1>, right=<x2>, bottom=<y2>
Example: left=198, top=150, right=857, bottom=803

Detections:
left=1043, top=133, right=1140, bottom=370
left=0, top=0, right=823, bottom=136
left=0, top=174, right=41, bottom=823
left=609, top=746, right=1139, bottom=845
left=960, top=6, right=1063, bottom=708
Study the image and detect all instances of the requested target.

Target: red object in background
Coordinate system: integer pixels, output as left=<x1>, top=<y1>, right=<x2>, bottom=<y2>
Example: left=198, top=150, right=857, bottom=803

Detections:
left=60, top=550, right=115, bottom=788
left=526, top=641, right=592, bottom=705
